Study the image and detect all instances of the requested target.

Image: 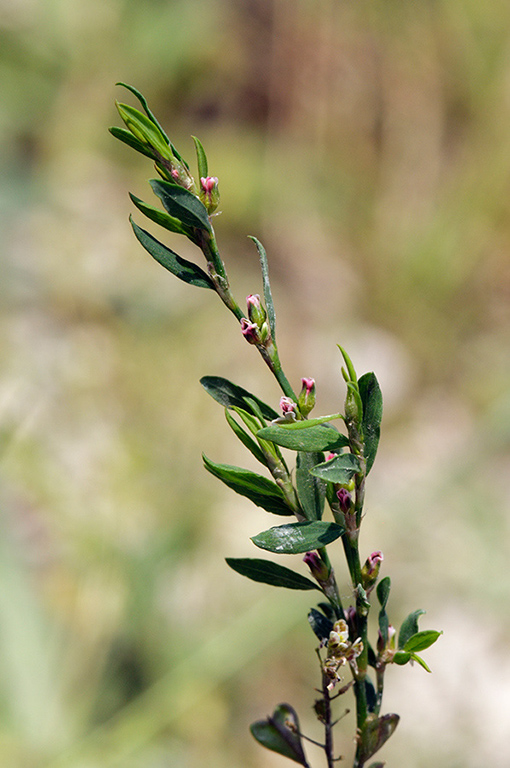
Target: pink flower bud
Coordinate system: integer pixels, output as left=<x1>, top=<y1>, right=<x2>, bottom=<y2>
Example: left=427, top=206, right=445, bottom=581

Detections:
left=297, top=377, right=316, bottom=416
left=200, top=176, right=220, bottom=213
left=301, top=377, right=315, bottom=395
left=280, top=397, right=297, bottom=416
left=367, top=551, right=384, bottom=574
left=240, top=318, right=259, bottom=345
left=336, top=488, right=352, bottom=514
left=361, top=550, right=383, bottom=590
left=246, top=294, right=267, bottom=326
left=303, top=551, right=330, bottom=582
left=200, top=176, right=218, bottom=192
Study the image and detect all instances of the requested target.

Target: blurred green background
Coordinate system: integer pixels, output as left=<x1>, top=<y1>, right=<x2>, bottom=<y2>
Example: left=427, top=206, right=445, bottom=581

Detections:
left=1, top=0, right=510, bottom=766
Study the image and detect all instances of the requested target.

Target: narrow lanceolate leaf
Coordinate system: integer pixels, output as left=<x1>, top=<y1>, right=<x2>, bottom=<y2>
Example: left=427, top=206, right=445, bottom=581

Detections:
left=357, top=713, right=399, bottom=763
left=116, top=82, right=170, bottom=144
left=309, top=453, right=361, bottom=484
left=150, top=179, right=211, bottom=231
left=251, top=521, right=344, bottom=555
left=200, top=376, right=279, bottom=421
left=192, top=135, right=208, bottom=179
left=202, top=455, right=292, bottom=516
left=269, top=413, right=344, bottom=430
left=226, top=558, right=320, bottom=591
left=129, top=194, right=191, bottom=237
left=296, top=452, right=326, bottom=520
left=358, top=372, right=383, bottom=474
left=250, top=704, right=309, bottom=766
left=130, top=218, right=214, bottom=289
left=257, top=424, right=349, bottom=452
left=109, top=127, right=156, bottom=159
left=225, top=409, right=267, bottom=466
left=403, top=630, right=442, bottom=653
left=116, top=102, right=170, bottom=157
left=249, top=236, right=276, bottom=341
left=398, top=609, right=425, bottom=649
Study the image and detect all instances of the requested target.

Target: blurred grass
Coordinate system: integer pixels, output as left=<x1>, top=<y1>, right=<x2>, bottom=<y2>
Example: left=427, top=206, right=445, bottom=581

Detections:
left=1, top=0, right=510, bottom=766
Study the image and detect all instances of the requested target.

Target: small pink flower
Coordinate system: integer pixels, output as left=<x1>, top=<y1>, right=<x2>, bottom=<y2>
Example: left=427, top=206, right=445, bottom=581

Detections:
left=240, top=318, right=259, bottom=345
left=301, top=377, right=315, bottom=395
left=280, top=397, right=297, bottom=415
left=367, top=551, right=384, bottom=575
left=200, top=176, right=218, bottom=192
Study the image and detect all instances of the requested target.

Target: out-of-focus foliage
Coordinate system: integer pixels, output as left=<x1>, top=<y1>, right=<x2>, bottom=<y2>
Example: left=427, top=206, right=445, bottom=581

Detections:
left=1, top=1, right=510, bottom=766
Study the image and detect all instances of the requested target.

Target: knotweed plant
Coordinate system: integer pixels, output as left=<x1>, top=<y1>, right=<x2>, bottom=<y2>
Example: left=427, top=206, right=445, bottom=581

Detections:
left=111, top=83, right=441, bottom=768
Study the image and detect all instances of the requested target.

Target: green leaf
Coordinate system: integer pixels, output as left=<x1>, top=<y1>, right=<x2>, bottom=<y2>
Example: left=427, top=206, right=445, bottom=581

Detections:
left=249, top=236, right=276, bottom=341
left=377, top=577, right=391, bottom=642
left=251, top=521, right=344, bottom=554
left=338, top=345, right=358, bottom=382
left=150, top=179, right=211, bottom=231
left=200, top=376, right=279, bottom=421
left=392, top=651, right=411, bottom=665
left=116, top=82, right=170, bottom=144
left=226, top=558, right=320, bottom=591
left=203, top=455, right=292, bottom=516
left=368, top=763, right=386, bottom=768
left=403, top=630, right=442, bottom=653
left=296, top=452, right=326, bottom=520
left=257, top=424, right=349, bottom=452
left=130, top=218, right=214, bottom=289
left=225, top=409, right=267, bottom=466
left=357, top=713, right=399, bottom=763
left=116, top=102, right=170, bottom=157
left=129, top=193, right=191, bottom=237
left=267, top=413, right=344, bottom=430
left=376, top=577, right=391, bottom=610
left=109, top=126, right=156, bottom=159
left=309, top=453, right=361, bottom=484
left=250, top=704, right=308, bottom=765
left=398, top=609, right=425, bottom=649
left=358, top=372, right=383, bottom=474
left=410, top=653, right=432, bottom=673
left=192, top=135, right=208, bottom=179
left=308, top=607, right=334, bottom=642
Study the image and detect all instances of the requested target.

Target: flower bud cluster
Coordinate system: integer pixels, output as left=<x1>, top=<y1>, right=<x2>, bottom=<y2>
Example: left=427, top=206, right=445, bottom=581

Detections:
left=240, top=295, right=271, bottom=347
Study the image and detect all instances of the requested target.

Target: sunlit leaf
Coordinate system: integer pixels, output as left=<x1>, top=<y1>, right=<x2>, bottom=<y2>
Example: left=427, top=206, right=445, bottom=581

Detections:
left=257, top=424, right=348, bottom=452
left=403, top=630, right=442, bottom=653
left=252, top=521, right=344, bottom=554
